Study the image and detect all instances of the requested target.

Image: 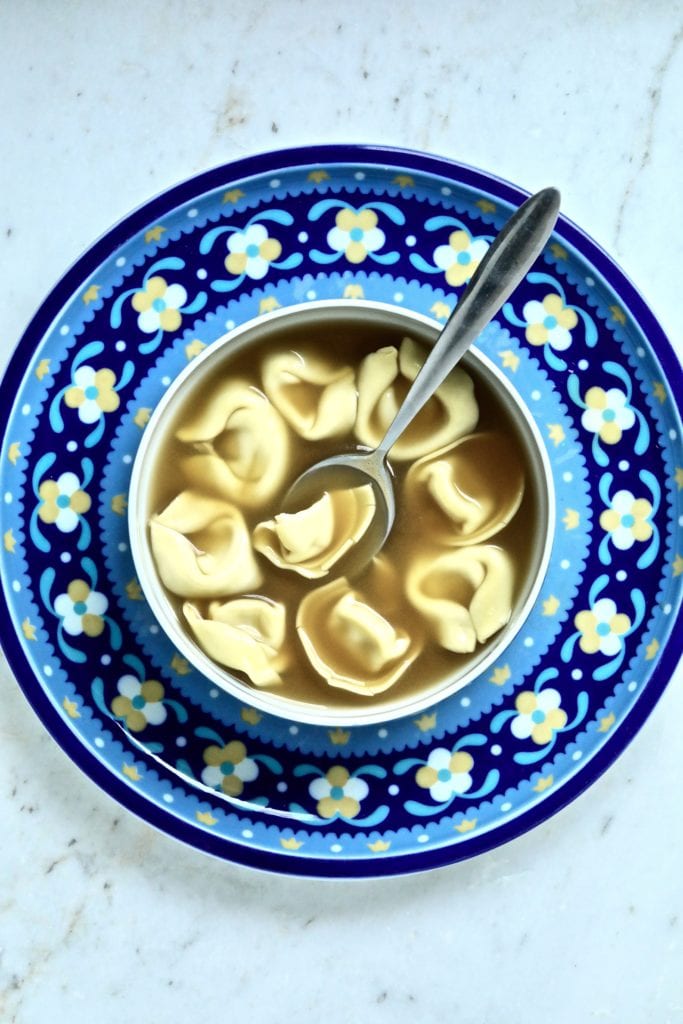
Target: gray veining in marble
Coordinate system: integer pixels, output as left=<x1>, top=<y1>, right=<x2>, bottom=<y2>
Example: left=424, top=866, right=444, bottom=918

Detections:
left=0, top=2, right=681, bottom=1022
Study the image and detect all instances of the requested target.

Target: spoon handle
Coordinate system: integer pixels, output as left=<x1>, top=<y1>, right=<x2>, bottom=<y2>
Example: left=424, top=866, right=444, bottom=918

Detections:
left=375, top=186, right=561, bottom=458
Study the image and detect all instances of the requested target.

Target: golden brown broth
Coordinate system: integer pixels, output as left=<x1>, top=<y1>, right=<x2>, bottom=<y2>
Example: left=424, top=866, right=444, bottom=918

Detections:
left=147, top=323, right=539, bottom=710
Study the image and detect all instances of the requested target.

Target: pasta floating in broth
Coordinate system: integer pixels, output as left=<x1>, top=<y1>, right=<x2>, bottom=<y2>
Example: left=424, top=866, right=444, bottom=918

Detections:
left=297, top=575, right=421, bottom=696
left=177, top=379, right=290, bottom=508
left=146, top=328, right=533, bottom=709
left=406, top=545, right=516, bottom=653
left=261, top=348, right=358, bottom=439
left=183, top=597, right=288, bottom=687
left=253, top=484, right=376, bottom=579
left=404, top=431, right=526, bottom=546
left=150, top=490, right=261, bottom=599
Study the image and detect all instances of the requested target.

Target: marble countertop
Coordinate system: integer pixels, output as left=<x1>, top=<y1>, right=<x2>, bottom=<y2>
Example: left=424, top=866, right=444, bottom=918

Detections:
left=1, top=2, right=681, bottom=1021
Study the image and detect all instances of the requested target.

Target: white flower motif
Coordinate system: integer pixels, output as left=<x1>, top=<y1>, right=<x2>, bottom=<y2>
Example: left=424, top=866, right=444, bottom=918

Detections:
left=433, top=230, right=489, bottom=286
left=37, top=471, right=91, bottom=533
left=575, top=597, right=631, bottom=657
left=53, top=579, right=108, bottom=637
left=308, top=766, right=369, bottom=819
left=64, top=366, right=120, bottom=424
left=201, top=741, right=259, bottom=795
left=599, top=490, right=653, bottom=550
left=522, top=293, right=578, bottom=351
left=511, top=688, right=567, bottom=744
left=132, top=275, right=188, bottom=334
left=112, top=675, right=167, bottom=728
left=415, top=747, right=473, bottom=802
left=225, top=223, right=282, bottom=279
left=326, top=208, right=385, bottom=263
left=581, top=387, right=636, bottom=445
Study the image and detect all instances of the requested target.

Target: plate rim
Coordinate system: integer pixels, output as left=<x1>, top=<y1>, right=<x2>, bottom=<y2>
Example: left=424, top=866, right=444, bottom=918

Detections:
left=1, top=143, right=682, bottom=878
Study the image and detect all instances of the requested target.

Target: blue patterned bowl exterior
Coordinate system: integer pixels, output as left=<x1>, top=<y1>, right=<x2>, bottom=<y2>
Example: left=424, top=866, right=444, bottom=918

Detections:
left=0, top=145, right=681, bottom=877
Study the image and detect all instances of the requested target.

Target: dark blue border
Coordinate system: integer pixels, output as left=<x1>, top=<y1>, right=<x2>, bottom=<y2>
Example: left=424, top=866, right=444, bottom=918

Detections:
left=1, top=144, right=682, bottom=878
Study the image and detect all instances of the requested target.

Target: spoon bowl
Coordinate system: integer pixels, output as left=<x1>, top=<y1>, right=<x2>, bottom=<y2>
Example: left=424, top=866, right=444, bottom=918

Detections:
left=283, top=187, right=560, bottom=574
left=281, top=446, right=396, bottom=577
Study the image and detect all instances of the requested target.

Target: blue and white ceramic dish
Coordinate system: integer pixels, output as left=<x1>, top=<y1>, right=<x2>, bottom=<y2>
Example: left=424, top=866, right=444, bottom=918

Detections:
left=1, top=145, right=681, bottom=877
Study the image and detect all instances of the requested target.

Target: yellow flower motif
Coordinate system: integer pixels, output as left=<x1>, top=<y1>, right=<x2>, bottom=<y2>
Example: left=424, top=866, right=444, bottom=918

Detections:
left=64, top=367, right=120, bottom=424
left=112, top=678, right=166, bottom=733
left=309, top=765, right=368, bottom=819
left=581, top=386, right=635, bottom=445
left=574, top=598, right=631, bottom=656
left=512, top=689, right=567, bottom=745
left=38, top=473, right=91, bottom=532
left=54, top=579, right=107, bottom=637
left=327, top=208, right=385, bottom=264
left=225, top=224, right=282, bottom=279
left=523, top=293, right=578, bottom=350
left=201, top=740, right=258, bottom=797
left=599, top=491, right=653, bottom=551
left=131, top=275, right=187, bottom=333
left=413, top=748, right=474, bottom=802
left=433, top=229, right=489, bottom=287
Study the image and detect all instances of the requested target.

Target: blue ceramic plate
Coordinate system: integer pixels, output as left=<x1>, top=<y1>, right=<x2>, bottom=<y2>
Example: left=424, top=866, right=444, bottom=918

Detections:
left=1, top=145, right=681, bottom=877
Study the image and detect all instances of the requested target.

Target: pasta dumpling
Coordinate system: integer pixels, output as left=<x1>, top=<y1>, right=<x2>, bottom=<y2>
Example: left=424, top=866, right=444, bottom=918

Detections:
left=354, top=336, right=479, bottom=459
left=404, top=431, right=526, bottom=545
left=297, top=577, right=421, bottom=696
left=406, top=545, right=515, bottom=653
left=149, top=490, right=262, bottom=599
left=253, top=484, right=376, bottom=579
left=261, top=349, right=357, bottom=439
left=176, top=378, right=290, bottom=508
left=183, top=597, right=288, bottom=687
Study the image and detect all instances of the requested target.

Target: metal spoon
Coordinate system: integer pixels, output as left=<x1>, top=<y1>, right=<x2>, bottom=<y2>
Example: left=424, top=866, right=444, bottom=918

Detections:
left=283, top=186, right=561, bottom=575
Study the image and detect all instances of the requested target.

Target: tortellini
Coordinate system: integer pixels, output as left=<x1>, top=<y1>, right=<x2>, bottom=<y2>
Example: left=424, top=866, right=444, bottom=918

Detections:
left=176, top=379, right=290, bottom=509
left=183, top=597, right=288, bottom=687
left=252, top=484, right=376, bottom=579
left=262, top=349, right=357, bottom=439
left=404, top=431, right=526, bottom=545
left=149, top=490, right=262, bottom=599
left=355, top=336, right=479, bottom=459
left=406, top=545, right=515, bottom=653
left=146, top=327, right=528, bottom=708
left=297, top=577, right=421, bottom=696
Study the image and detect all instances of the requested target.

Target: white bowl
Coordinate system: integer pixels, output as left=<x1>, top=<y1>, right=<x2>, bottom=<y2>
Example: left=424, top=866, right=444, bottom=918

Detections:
left=128, top=300, right=555, bottom=726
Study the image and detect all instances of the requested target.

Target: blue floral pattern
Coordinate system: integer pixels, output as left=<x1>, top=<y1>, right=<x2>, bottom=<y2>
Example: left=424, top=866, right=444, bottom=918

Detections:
left=110, top=257, right=208, bottom=355
left=308, top=199, right=404, bottom=265
left=0, top=149, right=680, bottom=876
left=503, top=272, right=598, bottom=370
left=199, top=210, right=303, bottom=291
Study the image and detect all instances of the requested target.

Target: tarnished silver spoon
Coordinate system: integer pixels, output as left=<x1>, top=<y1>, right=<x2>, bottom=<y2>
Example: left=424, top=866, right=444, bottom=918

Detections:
left=283, top=186, right=561, bottom=575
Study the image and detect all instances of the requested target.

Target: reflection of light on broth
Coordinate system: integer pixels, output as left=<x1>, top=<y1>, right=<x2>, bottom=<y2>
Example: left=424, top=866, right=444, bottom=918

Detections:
left=422, top=565, right=479, bottom=605
left=146, top=320, right=536, bottom=711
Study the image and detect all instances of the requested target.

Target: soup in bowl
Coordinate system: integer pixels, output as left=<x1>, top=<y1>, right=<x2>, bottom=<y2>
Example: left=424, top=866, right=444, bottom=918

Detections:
left=128, top=300, right=554, bottom=726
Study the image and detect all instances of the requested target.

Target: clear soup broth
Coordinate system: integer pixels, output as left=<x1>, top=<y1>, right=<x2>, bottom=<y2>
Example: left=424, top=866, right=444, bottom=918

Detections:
left=138, top=305, right=551, bottom=721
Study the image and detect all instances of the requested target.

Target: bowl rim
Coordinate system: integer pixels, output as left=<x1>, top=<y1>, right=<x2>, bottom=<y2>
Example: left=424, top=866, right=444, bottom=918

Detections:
left=128, top=298, right=556, bottom=726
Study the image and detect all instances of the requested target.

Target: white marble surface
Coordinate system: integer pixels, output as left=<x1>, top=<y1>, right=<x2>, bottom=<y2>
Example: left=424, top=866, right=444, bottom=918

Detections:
left=1, top=2, right=682, bottom=1021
